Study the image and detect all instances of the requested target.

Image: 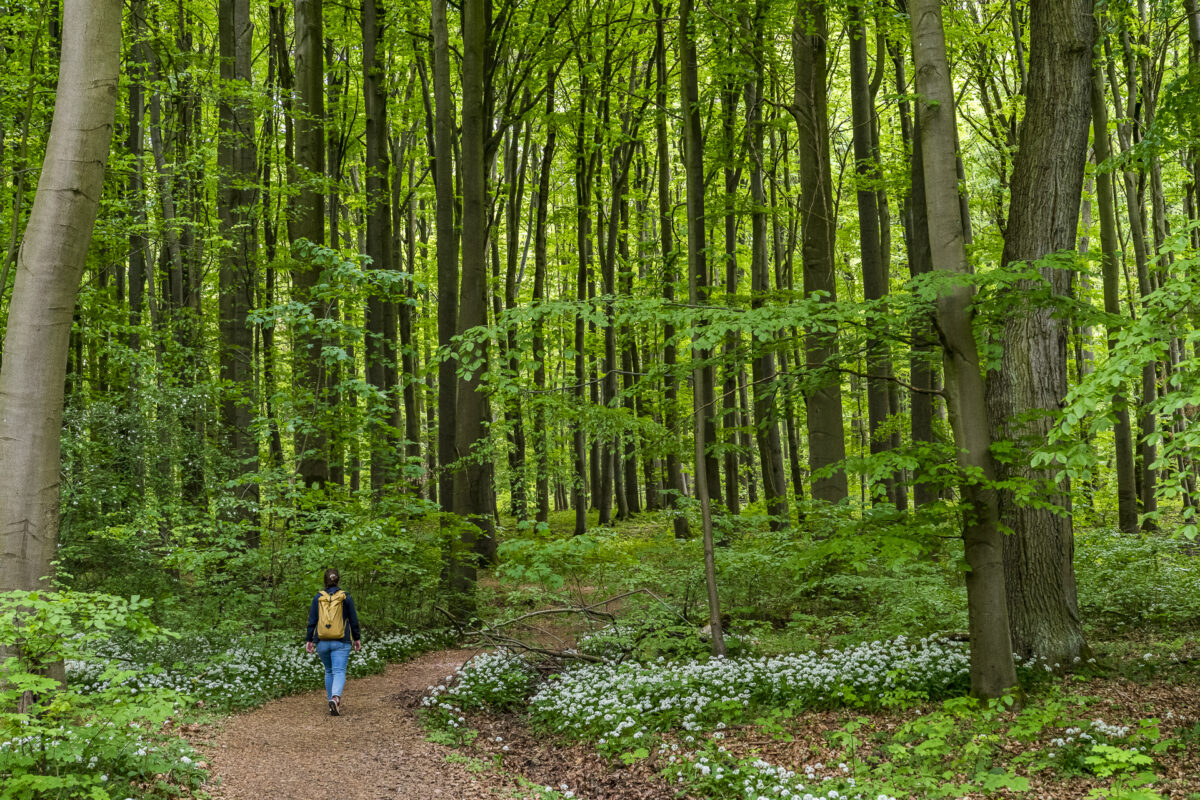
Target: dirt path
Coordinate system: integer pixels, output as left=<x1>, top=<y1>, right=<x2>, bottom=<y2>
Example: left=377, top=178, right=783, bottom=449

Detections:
left=196, top=649, right=511, bottom=800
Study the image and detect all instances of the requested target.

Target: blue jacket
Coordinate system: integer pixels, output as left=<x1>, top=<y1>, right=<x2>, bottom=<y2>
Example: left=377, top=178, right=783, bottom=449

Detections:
left=306, top=586, right=361, bottom=644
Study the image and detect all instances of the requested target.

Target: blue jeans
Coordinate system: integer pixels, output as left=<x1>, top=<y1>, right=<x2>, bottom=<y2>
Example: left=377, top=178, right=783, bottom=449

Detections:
left=316, top=639, right=352, bottom=700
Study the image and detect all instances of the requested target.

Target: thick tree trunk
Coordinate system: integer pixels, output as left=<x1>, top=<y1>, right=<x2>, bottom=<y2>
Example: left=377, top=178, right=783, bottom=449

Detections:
left=0, top=0, right=121, bottom=591
left=984, top=0, right=1092, bottom=666
left=794, top=0, right=847, bottom=503
left=910, top=0, right=1016, bottom=698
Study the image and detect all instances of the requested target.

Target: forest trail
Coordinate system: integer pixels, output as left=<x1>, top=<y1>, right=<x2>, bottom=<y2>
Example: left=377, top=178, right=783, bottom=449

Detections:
left=196, top=649, right=507, bottom=800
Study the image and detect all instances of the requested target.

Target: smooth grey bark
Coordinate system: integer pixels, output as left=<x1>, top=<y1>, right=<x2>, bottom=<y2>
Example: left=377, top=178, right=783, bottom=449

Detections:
left=502, top=123, right=531, bottom=523
left=984, top=0, right=1092, bottom=666
left=0, top=0, right=122, bottom=592
left=678, top=0, right=721, bottom=508
left=573, top=64, right=595, bottom=535
left=721, top=80, right=741, bottom=516
left=793, top=0, right=848, bottom=503
left=910, top=0, right=1017, bottom=699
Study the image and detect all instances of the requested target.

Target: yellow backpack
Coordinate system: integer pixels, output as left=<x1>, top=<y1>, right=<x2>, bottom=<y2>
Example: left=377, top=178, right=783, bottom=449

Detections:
left=316, top=590, right=347, bottom=640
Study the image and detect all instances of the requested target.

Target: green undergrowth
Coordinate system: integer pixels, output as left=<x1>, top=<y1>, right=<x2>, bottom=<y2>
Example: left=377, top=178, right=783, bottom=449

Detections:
left=419, top=511, right=1200, bottom=800
left=0, top=589, right=448, bottom=800
left=420, top=644, right=1193, bottom=799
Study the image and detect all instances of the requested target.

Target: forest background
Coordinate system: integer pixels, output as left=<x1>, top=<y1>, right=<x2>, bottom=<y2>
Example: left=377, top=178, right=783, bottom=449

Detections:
left=3, top=0, right=1200, bottom=797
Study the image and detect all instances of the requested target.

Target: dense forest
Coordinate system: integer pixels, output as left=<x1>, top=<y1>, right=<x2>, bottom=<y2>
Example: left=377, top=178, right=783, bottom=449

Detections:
left=3, top=0, right=1200, bottom=798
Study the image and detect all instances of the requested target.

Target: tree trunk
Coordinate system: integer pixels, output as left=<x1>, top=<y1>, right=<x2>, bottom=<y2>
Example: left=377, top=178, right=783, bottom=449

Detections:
left=432, top=0, right=459, bottom=512
left=217, top=0, right=259, bottom=530
left=654, top=0, right=689, bottom=539
left=290, top=0, right=328, bottom=487
left=744, top=1, right=789, bottom=529
left=849, top=0, right=894, bottom=504
left=721, top=82, right=741, bottom=516
left=573, top=64, right=595, bottom=535
left=451, top=0, right=496, bottom=573
left=503, top=123, right=530, bottom=523
left=681, top=0, right=725, bottom=656
left=0, top=0, right=121, bottom=592
left=363, top=0, right=398, bottom=495
left=532, top=70, right=556, bottom=524
left=794, top=0, right=848, bottom=503
left=984, top=0, right=1092, bottom=666
left=910, top=0, right=1017, bottom=698
left=1089, top=47, right=1139, bottom=534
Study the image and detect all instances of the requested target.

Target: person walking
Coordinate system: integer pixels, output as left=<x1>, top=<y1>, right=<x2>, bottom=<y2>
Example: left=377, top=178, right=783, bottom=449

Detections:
left=305, top=568, right=362, bottom=715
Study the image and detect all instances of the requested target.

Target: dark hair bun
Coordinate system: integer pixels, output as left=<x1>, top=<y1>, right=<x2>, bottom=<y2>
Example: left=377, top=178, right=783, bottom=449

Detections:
left=324, top=568, right=340, bottom=588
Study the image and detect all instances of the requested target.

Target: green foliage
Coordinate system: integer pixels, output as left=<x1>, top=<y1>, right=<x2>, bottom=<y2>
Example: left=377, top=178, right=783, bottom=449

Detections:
left=56, top=488, right=450, bottom=636
left=1075, top=529, right=1200, bottom=633
left=0, top=591, right=204, bottom=800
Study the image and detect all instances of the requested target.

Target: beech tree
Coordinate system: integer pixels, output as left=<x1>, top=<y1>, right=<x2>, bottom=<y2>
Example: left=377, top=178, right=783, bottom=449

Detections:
left=0, top=0, right=122, bottom=591
left=910, top=0, right=1016, bottom=698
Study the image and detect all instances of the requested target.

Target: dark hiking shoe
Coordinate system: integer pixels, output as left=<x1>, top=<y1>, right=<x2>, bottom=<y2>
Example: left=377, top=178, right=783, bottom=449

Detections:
left=329, top=698, right=339, bottom=716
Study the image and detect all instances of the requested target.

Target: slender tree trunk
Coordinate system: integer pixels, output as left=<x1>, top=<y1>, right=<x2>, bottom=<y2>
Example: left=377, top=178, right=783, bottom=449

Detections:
left=218, top=0, right=259, bottom=530
left=290, top=0, right=328, bottom=487
left=573, top=63, right=595, bottom=535
left=127, top=0, right=149, bottom=355
left=532, top=71, right=556, bottom=524
left=848, top=0, right=894, bottom=503
left=1090, top=48, right=1139, bottom=534
left=744, top=1, right=789, bottom=529
left=0, top=0, right=121, bottom=592
left=503, top=123, right=531, bottom=523
left=794, top=0, right=847, bottom=503
left=364, top=0, right=398, bottom=494
left=655, top=0, right=689, bottom=539
left=910, top=0, right=1016, bottom=698
left=721, top=82, right=741, bottom=516
left=432, top=0, right=459, bottom=511
left=452, top=0, right=496, bottom=573
left=681, top=0, right=725, bottom=656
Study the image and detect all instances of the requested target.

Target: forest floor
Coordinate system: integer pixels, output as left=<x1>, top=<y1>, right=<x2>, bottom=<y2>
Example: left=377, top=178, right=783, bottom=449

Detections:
left=188, top=648, right=678, bottom=800
left=192, top=649, right=507, bottom=800
left=184, top=643, right=1200, bottom=800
